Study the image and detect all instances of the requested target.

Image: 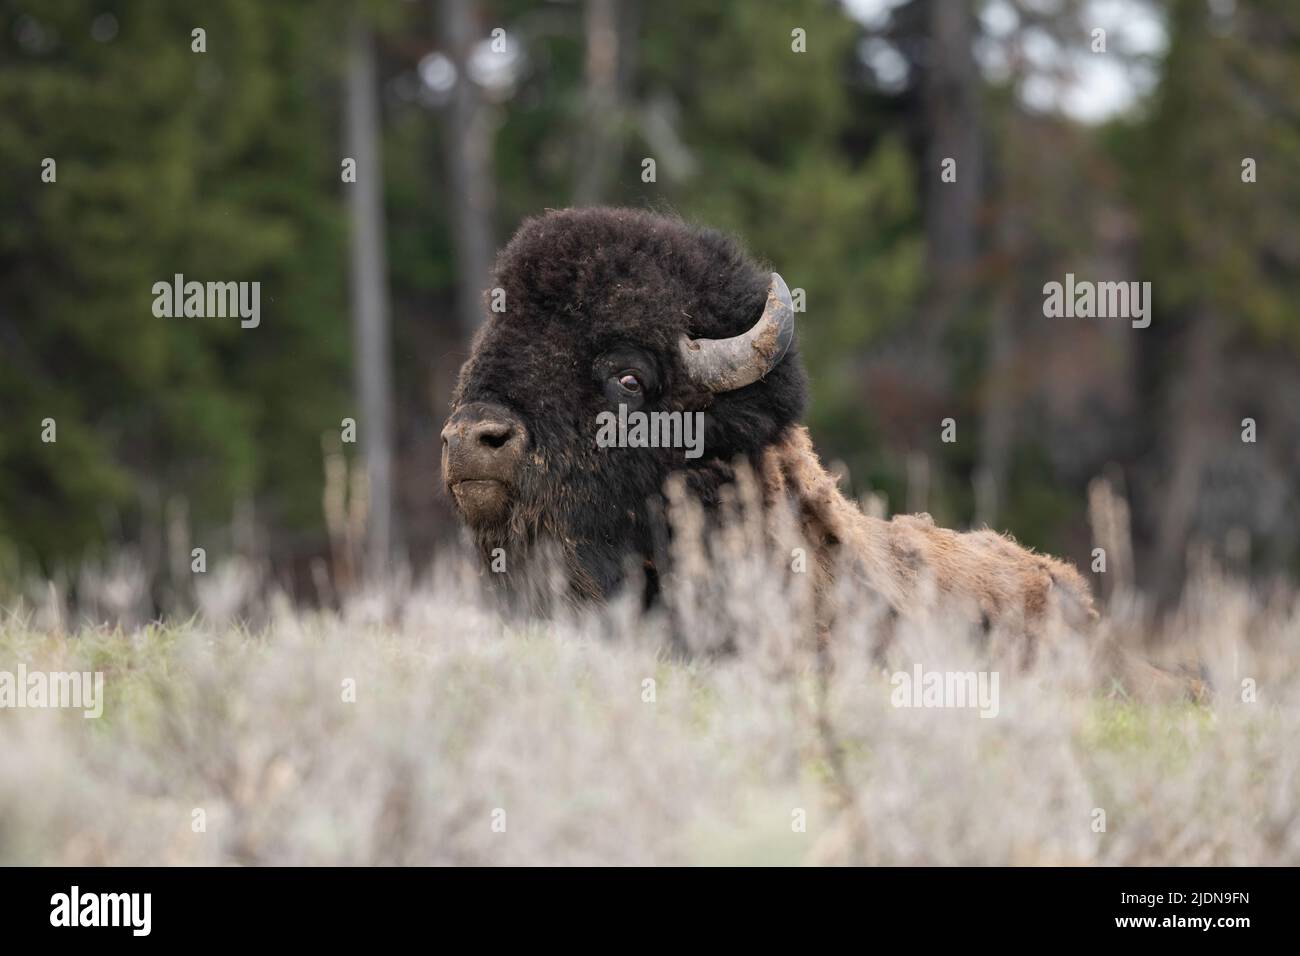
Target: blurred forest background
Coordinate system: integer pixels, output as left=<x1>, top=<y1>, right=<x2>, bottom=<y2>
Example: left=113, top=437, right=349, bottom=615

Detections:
left=1, top=0, right=1297, bottom=611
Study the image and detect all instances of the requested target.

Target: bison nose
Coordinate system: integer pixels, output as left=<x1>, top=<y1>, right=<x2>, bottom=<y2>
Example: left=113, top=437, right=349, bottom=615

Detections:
left=440, top=416, right=523, bottom=458
left=467, top=419, right=516, bottom=450
left=441, top=402, right=528, bottom=492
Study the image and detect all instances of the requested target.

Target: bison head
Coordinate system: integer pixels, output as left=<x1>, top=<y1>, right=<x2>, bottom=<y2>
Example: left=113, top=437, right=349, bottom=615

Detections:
left=442, top=208, right=807, bottom=600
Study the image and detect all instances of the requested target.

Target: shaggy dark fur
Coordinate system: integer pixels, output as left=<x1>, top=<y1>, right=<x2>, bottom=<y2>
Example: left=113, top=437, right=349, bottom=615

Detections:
left=450, top=207, right=808, bottom=599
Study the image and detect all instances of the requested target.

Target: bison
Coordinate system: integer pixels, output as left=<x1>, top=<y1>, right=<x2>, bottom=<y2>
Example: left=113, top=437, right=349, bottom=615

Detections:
left=442, top=207, right=1097, bottom=658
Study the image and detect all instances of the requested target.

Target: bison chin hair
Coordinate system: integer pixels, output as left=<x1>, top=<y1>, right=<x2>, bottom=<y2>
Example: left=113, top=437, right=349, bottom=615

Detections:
left=459, top=460, right=664, bottom=611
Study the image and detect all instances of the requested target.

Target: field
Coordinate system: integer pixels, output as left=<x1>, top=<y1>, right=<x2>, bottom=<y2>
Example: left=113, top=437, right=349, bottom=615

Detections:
left=2, top=542, right=1298, bottom=867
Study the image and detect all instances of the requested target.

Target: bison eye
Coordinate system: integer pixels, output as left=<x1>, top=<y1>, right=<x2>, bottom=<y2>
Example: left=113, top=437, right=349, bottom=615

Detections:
left=595, top=350, right=656, bottom=407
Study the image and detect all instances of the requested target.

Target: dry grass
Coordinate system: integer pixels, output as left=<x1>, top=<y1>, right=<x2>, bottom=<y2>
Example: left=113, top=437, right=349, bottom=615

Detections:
left=2, top=526, right=1299, bottom=866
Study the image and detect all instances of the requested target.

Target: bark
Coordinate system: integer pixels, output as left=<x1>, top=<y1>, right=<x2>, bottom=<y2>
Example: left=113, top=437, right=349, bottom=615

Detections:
left=1149, top=313, right=1221, bottom=601
left=974, top=209, right=1020, bottom=528
left=573, top=0, right=637, bottom=205
left=919, top=0, right=983, bottom=350
left=345, top=19, right=395, bottom=580
left=439, top=0, right=495, bottom=339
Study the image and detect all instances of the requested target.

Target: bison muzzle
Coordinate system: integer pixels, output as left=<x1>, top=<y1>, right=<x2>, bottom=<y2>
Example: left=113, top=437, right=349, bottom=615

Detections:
left=441, top=401, right=528, bottom=527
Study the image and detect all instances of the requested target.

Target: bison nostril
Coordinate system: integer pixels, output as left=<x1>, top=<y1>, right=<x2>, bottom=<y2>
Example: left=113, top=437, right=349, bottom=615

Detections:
left=472, top=421, right=515, bottom=451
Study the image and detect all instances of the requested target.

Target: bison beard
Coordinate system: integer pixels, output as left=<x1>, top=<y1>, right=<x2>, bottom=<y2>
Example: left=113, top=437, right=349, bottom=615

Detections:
left=443, top=207, right=1099, bottom=665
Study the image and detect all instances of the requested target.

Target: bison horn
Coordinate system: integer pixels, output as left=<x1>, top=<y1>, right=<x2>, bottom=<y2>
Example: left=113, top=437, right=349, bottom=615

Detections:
left=678, top=272, right=795, bottom=392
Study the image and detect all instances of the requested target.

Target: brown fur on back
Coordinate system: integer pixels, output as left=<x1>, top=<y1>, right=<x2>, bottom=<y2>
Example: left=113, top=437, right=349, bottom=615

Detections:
left=757, top=426, right=1099, bottom=665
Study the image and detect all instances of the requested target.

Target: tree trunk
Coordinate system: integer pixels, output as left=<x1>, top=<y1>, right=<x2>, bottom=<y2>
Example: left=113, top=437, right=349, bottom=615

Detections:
left=345, top=19, right=395, bottom=581
left=1149, top=313, right=1221, bottom=602
left=439, top=0, right=495, bottom=338
left=974, top=202, right=1021, bottom=528
left=573, top=0, right=630, bottom=205
left=919, top=0, right=982, bottom=352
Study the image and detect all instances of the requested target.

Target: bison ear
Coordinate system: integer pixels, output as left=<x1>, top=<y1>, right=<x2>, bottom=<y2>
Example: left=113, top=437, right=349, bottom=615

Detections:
left=678, top=272, right=795, bottom=393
